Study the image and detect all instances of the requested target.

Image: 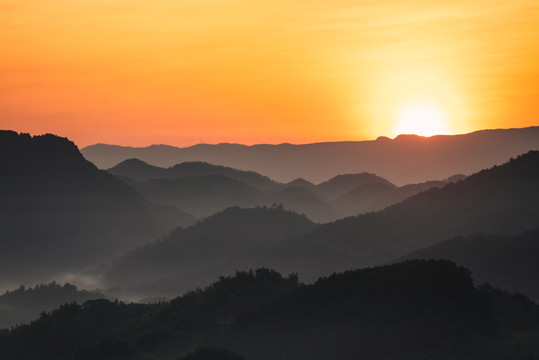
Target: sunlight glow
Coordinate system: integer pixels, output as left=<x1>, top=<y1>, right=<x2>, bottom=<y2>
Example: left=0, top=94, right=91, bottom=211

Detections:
left=393, top=102, right=450, bottom=137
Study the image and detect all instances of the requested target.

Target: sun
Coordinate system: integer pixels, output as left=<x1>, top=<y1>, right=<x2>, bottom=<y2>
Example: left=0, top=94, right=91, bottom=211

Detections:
left=393, top=102, right=450, bottom=137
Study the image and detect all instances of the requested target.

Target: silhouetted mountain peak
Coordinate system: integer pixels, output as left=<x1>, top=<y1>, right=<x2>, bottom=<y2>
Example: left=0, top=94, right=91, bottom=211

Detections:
left=0, top=130, right=93, bottom=174
left=393, top=133, right=428, bottom=141
left=317, top=173, right=395, bottom=198
left=445, top=174, right=467, bottom=183
left=114, top=158, right=151, bottom=167
left=287, top=177, right=316, bottom=188
left=108, top=158, right=167, bottom=181
left=190, top=206, right=316, bottom=237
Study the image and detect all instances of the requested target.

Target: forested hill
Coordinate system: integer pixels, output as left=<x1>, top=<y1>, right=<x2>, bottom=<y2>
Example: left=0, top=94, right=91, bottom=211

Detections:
left=0, top=131, right=194, bottom=284
left=2, top=261, right=539, bottom=360
left=107, top=206, right=317, bottom=297
left=282, top=151, right=539, bottom=280
left=0, top=282, right=106, bottom=329
left=402, top=228, right=539, bottom=300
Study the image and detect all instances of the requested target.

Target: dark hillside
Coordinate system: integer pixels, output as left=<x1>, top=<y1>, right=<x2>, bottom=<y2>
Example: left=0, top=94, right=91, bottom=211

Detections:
left=107, top=206, right=317, bottom=297
left=2, top=261, right=539, bottom=360
left=283, top=151, right=539, bottom=280
left=402, top=228, right=539, bottom=300
left=0, top=131, right=194, bottom=283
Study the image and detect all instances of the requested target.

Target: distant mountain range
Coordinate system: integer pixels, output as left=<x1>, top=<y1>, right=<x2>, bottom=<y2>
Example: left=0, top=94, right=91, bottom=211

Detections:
left=0, top=131, right=195, bottom=284
left=82, top=126, right=539, bottom=185
left=108, top=159, right=462, bottom=221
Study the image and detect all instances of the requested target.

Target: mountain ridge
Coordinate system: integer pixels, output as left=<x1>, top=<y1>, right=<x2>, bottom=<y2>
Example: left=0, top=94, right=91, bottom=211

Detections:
left=82, top=126, right=539, bottom=185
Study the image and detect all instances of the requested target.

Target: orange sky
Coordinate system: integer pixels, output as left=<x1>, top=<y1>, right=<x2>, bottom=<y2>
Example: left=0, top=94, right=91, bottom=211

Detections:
left=1, top=0, right=538, bottom=147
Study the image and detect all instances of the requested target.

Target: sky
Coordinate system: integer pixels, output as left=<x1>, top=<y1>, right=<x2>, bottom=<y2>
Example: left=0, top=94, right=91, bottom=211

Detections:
left=1, top=0, right=538, bottom=147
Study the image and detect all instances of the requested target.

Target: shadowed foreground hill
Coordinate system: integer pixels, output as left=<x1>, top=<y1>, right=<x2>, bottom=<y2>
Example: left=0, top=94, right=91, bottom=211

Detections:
left=2, top=261, right=539, bottom=360
left=108, top=206, right=317, bottom=297
left=402, top=228, right=539, bottom=300
left=280, top=151, right=539, bottom=280
left=0, top=131, right=194, bottom=283
left=82, top=126, right=539, bottom=185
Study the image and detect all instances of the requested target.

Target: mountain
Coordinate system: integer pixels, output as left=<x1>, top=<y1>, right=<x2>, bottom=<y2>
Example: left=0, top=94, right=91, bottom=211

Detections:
left=105, top=152, right=539, bottom=295
left=266, top=186, right=340, bottom=223
left=2, top=261, right=538, bottom=360
left=107, top=158, right=168, bottom=180
left=82, top=126, right=539, bottom=185
left=108, top=159, right=401, bottom=222
left=335, top=178, right=464, bottom=214
left=316, top=172, right=395, bottom=198
left=123, top=175, right=264, bottom=218
left=0, top=131, right=195, bottom=284
left=401, top=228, right=539, bottom=300
left=0, top=282, right=107, bottom=329
left=273, top=151, right=539, bottom=281
left=108, top=159, right=281, bottom=191
left=107, top=206, right=317, bottom=297
left=285, top=177, right=316, bottom=190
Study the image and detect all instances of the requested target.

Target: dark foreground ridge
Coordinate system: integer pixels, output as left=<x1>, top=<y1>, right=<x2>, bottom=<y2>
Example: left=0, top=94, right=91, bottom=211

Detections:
left=2, top=260, right=539, bottom=360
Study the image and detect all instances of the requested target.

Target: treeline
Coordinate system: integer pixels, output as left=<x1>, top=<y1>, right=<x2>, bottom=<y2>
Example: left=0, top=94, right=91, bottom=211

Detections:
left=0, top=282, right=106, bottom=329
left=1, top=261, right=539, bottom=360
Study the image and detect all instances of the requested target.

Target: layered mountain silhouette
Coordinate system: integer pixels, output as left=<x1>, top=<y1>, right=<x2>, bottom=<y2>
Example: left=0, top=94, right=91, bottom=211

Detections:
left=108, top=159, right=457, bottom=222
left=0, top=131, right=195, bottom=284
left=281, top=151, right=539, bottom=280
left=105, top=151, right=539, bottom=295
left=108, top=158, right=280, bottom=191
left=402, top=228, right=539, bottom=300
left=4, top=128, right=539, bottom=360
left=83, top=126, right=539, bottom=185
left=2, top=261, right=538, bottom=360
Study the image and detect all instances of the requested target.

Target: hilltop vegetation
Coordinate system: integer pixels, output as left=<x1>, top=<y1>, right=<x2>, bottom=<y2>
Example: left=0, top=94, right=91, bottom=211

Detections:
left=2, top=261, right=539, bottom=360
left=402, top=228, right=539, bottom=300
left=0, top=282, right=106, bottom=329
